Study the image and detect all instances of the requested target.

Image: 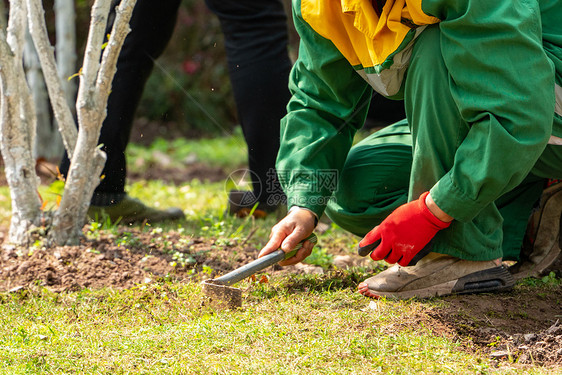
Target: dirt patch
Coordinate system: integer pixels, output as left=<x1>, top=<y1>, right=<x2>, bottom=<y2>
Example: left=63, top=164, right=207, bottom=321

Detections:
left=368, top=288, right=562, bottom=368
left=424, top=290, right=562, bottom=368
left=0, top=226, right=262, bottom=293
left=0, top=225, right=332, bottom=294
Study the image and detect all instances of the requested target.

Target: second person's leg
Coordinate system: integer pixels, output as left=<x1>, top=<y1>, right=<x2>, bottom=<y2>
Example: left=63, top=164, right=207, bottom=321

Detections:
left=205, top=0, right=292, bottom=214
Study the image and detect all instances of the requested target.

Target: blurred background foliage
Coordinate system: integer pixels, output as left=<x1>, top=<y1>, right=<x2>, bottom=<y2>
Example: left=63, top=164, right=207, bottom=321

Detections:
left=34, top=0, right=398, bottom=142
left=135, top=0, right=299, bottom=138
left=60, top=0, right=296, bottom=139
left=136, top=0, right=236, bottom=136
left=21, top=0, right=290, bottom=140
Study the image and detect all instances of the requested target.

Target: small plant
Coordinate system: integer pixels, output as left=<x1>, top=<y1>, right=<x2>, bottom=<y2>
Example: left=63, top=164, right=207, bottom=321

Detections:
left=304, top=246, right=334, bottom=269
left=85, top=216, right=120, bottom=240
left=116, top=232, right=143, bottom=249
left=519, top=271, right=561, bottom=287
left=487, top=336, right=502, bottom=347
left=201, top=265, right=213, bottom=276
left=541, top=271, right=561, bottom=286
left=170, top=251, right=196, bottom=268
left=85, top=221, right=103, bottom=240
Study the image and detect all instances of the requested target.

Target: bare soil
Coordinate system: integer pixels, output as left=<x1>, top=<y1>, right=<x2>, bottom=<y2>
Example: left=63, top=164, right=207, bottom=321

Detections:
left=426, top=290, right=562, bottom=368
left=0, top=226, right=252, bottom=292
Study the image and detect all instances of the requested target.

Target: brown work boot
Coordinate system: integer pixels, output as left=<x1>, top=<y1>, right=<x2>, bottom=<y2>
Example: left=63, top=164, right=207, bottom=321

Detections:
left=358, top=252, right=515, bottom=299
left=509, top=182, right=562, bottom=280
left=88, top=194, right=185, bottom=224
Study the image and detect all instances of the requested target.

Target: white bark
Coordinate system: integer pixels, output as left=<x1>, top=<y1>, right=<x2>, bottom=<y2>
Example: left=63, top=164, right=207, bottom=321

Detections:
left=95, top=0, right=136, bottom=110
left=24, top=32, right=63, bottom=161
left=7, top=0, right=36, bottom=149
left=55, top=0, right=77, bottom=109
left=25, top=0, right=75, bottom=161
left=25, top=0, right=78, bottom=159
left=0, top=1, right=42, bottom=244
left=51, top=0, right=137, bottom=245
left=0, top=0, right=137, bottom=246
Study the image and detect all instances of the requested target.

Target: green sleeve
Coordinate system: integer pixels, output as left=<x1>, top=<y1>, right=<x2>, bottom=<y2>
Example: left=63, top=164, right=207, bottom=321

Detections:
left=276, top=0, right=373, bottom=218
left=540, top=0, right=562, bottom=137
left=422, top=0, right=556, bottom=222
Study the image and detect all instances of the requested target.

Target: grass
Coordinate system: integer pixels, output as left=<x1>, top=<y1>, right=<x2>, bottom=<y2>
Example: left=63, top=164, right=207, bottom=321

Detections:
left=0, top=132, right=559, bottom=374
left=127, top=128, right=249, bottom=173
left=0, top=281, right=495, bottom=374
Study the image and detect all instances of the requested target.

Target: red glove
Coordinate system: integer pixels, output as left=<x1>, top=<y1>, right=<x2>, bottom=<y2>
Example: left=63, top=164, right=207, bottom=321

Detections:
left=357, top=192, right=451, bottom=266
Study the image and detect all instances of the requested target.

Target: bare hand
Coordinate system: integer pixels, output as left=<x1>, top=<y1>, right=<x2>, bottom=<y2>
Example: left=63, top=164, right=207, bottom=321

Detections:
left=259, top=207, right=317, bottom=266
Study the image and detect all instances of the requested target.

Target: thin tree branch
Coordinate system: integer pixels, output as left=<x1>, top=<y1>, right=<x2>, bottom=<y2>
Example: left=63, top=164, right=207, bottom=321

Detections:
left=26, top=0, right=77, bottom=158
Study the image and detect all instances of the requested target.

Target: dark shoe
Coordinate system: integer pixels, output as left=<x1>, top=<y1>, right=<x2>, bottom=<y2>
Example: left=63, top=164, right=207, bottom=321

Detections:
left=358, top=252, right=515, bottom=299
left=509, top=182, right=562, bottom=280
left=227, top=190, right=281, bottom=219
left=88, top=194, right=185, bottom=224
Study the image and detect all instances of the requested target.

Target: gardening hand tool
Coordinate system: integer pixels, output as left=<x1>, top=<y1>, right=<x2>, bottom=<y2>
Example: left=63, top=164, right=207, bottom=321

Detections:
left=357, top=192, right=450, bottom=266
left=202, top=233, right=317, bottom=309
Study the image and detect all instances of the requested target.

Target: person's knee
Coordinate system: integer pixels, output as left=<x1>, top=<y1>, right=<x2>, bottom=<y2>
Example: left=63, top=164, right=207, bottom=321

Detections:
left=334, top=134, right=411, bottom=213
left=408, top=25, right=448, bottom=88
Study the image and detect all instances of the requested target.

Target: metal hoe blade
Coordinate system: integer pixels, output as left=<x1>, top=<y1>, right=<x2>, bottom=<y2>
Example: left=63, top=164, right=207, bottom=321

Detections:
left=202, top=233, right=317, bottom=309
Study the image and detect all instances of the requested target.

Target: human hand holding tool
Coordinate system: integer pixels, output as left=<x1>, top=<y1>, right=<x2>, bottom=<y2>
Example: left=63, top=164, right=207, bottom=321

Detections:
left=357, top=192, right=452, bottom=266
left=202, top=233, right=317, bottom=309
left=211, top=233, right=317, bottom=287
left=259, top=207, right=318, bottom=265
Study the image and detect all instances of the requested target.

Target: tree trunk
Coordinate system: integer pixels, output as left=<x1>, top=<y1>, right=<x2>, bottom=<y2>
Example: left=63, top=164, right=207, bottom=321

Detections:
left=0, top=0, right=42, bottom=245
left=1, top=0, right=137, bottom=246
left=55, top=0, right=77, bottom=108
left=51, top=0, right=136, bottom=245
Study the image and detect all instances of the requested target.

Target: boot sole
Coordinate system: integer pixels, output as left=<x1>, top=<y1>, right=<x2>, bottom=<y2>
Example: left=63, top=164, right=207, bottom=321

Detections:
left=358, top=266, right=515, bottom=299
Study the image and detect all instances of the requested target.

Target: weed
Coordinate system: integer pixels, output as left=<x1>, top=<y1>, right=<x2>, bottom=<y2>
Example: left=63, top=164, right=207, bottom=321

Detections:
left=201, top=265, right=214, bottom=276
left=519, top=271, right=561, bottom=288
left=541, top=271, right=561, bottom=286
left=116, top=232, right=143, bottom=249
left=85, top=217, right=120, bottom=240
left=170, top=251, right=196, bottom=268
left=303, top=245, right=334, bottom=269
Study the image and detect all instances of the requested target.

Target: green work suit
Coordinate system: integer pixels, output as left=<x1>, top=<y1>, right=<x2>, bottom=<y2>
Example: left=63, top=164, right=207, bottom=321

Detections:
left=277, top=0, right=562, bottom=261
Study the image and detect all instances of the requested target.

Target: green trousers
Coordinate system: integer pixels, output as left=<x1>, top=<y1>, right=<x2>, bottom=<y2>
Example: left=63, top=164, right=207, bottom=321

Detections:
left=326, top=27, right=562, bottom=262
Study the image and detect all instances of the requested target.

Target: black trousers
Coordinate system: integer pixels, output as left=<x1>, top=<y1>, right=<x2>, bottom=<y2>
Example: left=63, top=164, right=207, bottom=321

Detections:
left=61, top=0, right=290, bottom=206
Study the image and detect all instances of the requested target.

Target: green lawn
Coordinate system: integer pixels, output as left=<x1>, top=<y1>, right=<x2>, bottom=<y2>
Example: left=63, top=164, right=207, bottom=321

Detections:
left=0, top=133, right=559, bottom=374
left=0, top=282, right=498, bottom=374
